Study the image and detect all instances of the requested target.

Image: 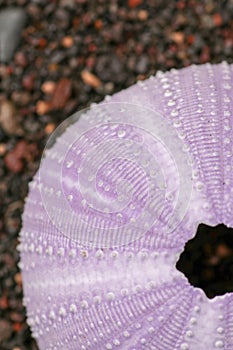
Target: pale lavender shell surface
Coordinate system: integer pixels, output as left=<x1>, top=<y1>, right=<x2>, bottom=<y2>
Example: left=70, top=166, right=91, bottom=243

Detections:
left=19, top=62, right=233, bottom=350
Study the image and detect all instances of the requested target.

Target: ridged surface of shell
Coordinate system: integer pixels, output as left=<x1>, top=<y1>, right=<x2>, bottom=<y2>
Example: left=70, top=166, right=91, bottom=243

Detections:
left=19, top=62, right=233, bottom=350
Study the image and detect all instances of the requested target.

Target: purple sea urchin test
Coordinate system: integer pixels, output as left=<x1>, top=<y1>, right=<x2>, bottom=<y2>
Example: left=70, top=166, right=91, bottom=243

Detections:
left=19, top=62, right=233, bottom=350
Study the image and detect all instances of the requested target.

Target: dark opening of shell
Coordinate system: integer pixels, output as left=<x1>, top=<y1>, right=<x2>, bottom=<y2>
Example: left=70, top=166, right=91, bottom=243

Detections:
left=176, top=223, right=233, bottom=299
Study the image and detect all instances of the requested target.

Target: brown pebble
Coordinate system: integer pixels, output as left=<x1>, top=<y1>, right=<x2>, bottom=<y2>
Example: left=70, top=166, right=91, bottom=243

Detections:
left=86, top=56, right=96, bottom=69
left=45, top=123, right=56, bottom=135
left=0, top=295, right=8, bottom=309
left=200, top=46, right=210, bottom=63
left=38, top=38, right=47, bottom=48
left=170, top=31, right=185, bottom=45
left=0, top=319, right=12, bottom=342
left=22, top=74, right=35, bottom=91
left=14, top=272, right=22, bottom=286
left=0, top=65, right=10, bottom=78
left=4, top=150, right=23, bottom=173
left=0, top=143, right=6, bottom=155
left=0, top=100, right=23, bottom=135
left=69, top=57, right=78, bottom=69
left=72, top=16, right=80, bottom=28
left=128, top=0, right=142, bottom=8
left=61, top=36, right=74, bottom=48
left=138, top=10, right=148, bottom=21
left=10, top=311, right=24, bottom=323
left=4, top=141, right=37, bottom=173
left=50, top=78, right=72, bottom=110
left=15, top=140, right=27, bottom=157
left=13, top=322, right=23, bottom=332
left=213, top=13, right=223, bottom=27
left=94, top=19, right=103, bottom=30
left=3, top=252, right=15, bottom=267
left=104, top=82, right=114, bottom=94
left=36, top=100, right=51, bottom=115
left=17, top=141, right=38, bottom=162
left=14, top=51, right=28, bottom=67
left=48, top=63, right=59, bottom=72
left=26, top=143, right=39, bottom=161
left=11, top=91, right=31, bottom=106
left=81, top=70, right=101, bottom=88
left=41, top=81, right=56, bottom=95
left=17, top=0, right=27, bottom=4
left=35, top=56, right=44, bottom=69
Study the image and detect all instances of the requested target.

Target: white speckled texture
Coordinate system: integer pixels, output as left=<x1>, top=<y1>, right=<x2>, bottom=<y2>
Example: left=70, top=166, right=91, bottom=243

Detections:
left=19, top=62, right=233, bottom=350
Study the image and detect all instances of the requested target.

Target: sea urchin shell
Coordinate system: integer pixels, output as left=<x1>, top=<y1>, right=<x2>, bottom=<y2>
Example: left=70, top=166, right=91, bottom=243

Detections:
left=19, top=62, right=233, bottom=350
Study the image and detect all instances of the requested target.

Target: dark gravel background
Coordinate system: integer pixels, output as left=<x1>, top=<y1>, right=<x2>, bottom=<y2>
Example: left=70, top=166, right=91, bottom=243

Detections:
left=0, top=0, right=233, bottom=349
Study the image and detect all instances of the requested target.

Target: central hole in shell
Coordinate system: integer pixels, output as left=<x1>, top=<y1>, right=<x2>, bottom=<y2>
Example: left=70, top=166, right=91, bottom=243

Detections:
left=176, top=223, right=233, bottom=299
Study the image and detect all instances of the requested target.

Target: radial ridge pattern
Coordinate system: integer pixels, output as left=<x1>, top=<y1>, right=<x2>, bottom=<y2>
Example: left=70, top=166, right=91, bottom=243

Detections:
left=19, top=62, right=233, bottom=350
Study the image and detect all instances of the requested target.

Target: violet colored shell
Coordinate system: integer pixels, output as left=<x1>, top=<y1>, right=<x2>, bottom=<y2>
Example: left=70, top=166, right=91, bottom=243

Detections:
left=19, top=62, right=233, bottom=350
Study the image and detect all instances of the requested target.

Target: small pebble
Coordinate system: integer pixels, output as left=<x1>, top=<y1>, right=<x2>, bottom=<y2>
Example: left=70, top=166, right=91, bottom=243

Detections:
left=170, top=32, right=185, bottom=45
left=0, top=319, right=12, bottom=342
left=128, top=0, right=142, bottom=8
left=50, top=78, right=72, bottom=110
left=45, top=123, right=56, bottom=135
left=135, top=55, right=149, bottom=74
left=81, top=70, right=102, bottom=88
left=213, top=13, right=223, bottom=27
left=4, top=149, right=23, bottom=173
left=94, top=19, right=103, bottom=30
left=60, top=0, right=76, bottom=7
left=11, top=91, right=31, bottom=106
left=0, top=8, right=27, bottom=62
left=41, top=81, right=56, bottom=95
left=95, top=55, right=125, bottom=83
left=138, top=10, right=148, bottom=21
left=22, top=74, right=35, bottom=91
left=36, top=100, right=51, bottom=115
left=0, top=143, right=6, bottom=156
left=14, top=272, right=22, bottom=286
left=0, top=100, right=23, bottom=135
left=61, top=36, right=74, bottom=48
left=4, top=140, right=37, bottom=173
left=14, top=51, right=28, bottom=67
left=0, top=295, right=8, bottom=309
